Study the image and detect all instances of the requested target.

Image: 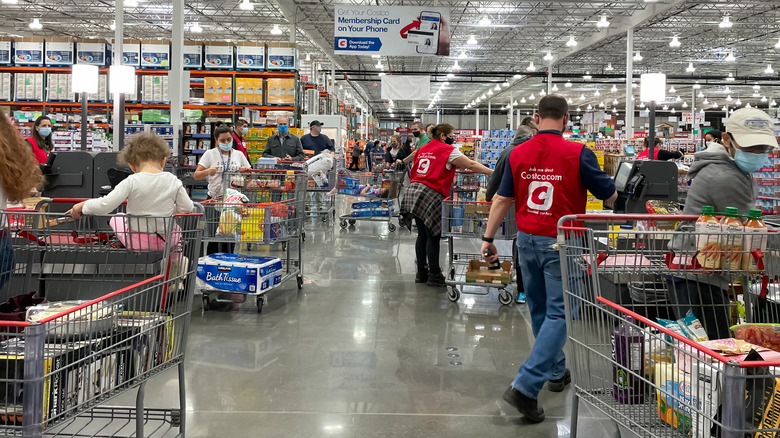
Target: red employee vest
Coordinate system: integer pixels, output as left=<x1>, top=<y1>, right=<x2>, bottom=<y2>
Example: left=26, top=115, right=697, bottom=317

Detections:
left=636, top=147, right=659, bottom=160
left=232, top=131, right=249, bottom=159
left=508, top=133, right=587, bottom=237
left=26, top=137, right=48, bottom=164
left=410, top=139, right=458, bottom=197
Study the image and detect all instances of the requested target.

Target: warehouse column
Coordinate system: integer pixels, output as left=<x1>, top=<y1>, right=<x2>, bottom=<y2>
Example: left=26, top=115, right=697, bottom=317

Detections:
left=625, top=28, right=635, bottom=139
left=169, top=0, right=184, bottom=157
left=487, top=100, right=491, bottom=130
left=113, top=0, right=124, bottom=150
left=508, top=92, right=514, bottom=129
left=475, top=108, right=479, bottom=133
left=547, top=69, right=552, bottom=95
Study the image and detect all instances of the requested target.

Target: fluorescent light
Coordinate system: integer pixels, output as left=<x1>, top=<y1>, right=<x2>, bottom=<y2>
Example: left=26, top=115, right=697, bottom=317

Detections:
left=565, top=81, right=572, bottom=88
left=596, top=15, right=610, bottom=28
left=271, top=24, right=282, bottom=35
left=686, top=62, right=695, bottom=73
left=1, top=0, right=19, bottom=3
left=513, top=74, right=522, bottom=79
left=526, top=61, right=536, bottom=71
left=479, top=16, right=491, bottom=26
left=447, top=73, right=455, bottom=79
left=458, top=51, right=468, bottom=59
left=726, top=73, right=735, bottom=81
left=190, top=22, right=202, bottom=33
left=566, top=36, right=577, bottom=47
left=371, top=55, right=381, bottom=59
left=640, top=72, right=666, bottom=102
left=765, top=64, right=775, bottom=74
left=724, top=52, right=736, bottom=62
left=605, top=63, right=614, bottom=71
left=467, top=35, right=478, bottom=45
left=29, top=18, right=42, bottom=30
left=719, top=16, right=733, bottom=28
left=543, top=51, right=553, bottom=61
left=670, top=36, right=681, bottom=48
left=239, top=0, right=253, bottom=10
left=633, top=51, right=643, bottom=62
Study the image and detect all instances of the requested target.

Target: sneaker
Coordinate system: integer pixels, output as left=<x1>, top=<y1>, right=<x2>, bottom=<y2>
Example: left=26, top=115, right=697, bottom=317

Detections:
left=415, top=272, right=428, bottom=283
left=515, top=292, right=527, bottom=304
left=546, top=369, right=571, bottom=392
left=502, top=386, right=545, bottom=423
left=427, top=272, right=447, bottom=287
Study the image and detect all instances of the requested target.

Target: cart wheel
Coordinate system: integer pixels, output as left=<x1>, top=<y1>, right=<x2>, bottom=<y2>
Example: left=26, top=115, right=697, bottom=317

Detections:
left=202, top=295, right=210, bottom=311
left=388, top=223, right=396, bottom=232
left=498, top=289, right=513, bottom=306
left=256, top=297, right=264, bottom=313
left=446, top=286, right=460, bottom=302
left=348, top=220, right=356, bottom=226
left=340, top=220, right=348, bottom=229
left=297, top=275, right=303, bottom=289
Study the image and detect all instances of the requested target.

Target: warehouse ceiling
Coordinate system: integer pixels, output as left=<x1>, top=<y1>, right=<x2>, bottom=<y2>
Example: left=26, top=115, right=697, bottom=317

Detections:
left=1, top=0, right=779, bottom=119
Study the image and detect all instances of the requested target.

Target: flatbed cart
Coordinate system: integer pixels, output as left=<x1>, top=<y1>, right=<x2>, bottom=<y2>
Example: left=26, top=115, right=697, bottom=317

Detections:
left=441, top=197, right=518, bottom=305
left=0, top=203, right=203, bottom=438
left=200, top=172, right=303, bottom=313
left=335, top=169, right=404, bottom=232
left=558, top=213, right=780, bottom=438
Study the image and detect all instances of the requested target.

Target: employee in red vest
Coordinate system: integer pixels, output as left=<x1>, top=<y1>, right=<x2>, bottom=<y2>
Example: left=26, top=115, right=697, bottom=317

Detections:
left=636, top=137, right=683, bottom=160
left=231, top=118, right=249, bottom=160
left=26, top=115, right=53, bottom=164
left=401, top=123, right=492, bottom=286
left=481, top=96, right=617, bottom=423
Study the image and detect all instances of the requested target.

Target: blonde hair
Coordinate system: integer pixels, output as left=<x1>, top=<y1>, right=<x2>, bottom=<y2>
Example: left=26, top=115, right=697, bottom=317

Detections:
left=119, top=132, right=171, bottom=167
left=0, top=112, right=42, bottom=202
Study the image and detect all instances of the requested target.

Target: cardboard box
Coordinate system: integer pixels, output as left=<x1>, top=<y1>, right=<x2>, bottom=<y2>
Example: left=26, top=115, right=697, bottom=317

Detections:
left=76, top=39, right=108, bottom=66
left=465, top=260, right=512, bottom=284
left=236, top=42, right=264, bottom=70
left=196, top=254, right=283, bottom=293
left=266, top=42, right=296, bottom=71
left=253, top=78, right=264, bottom=104
left=140, top=40, right=170, bottom=68
left=14, top=38, right=44, bottom=65
left=182, top=41, right=202, bottom=68
left=122, top=39, right=141, bottom=66
left=204, top=42, right=234, bottom=69
left=654, top=363, right=692, bottom=435
left=45, top=38, right=74, bottom=66
left=0, top=39, right=11, bottom=65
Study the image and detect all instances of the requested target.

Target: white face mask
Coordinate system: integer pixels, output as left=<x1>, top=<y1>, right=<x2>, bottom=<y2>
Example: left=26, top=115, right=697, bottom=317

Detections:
left=219, top=142, right=233, bottom=152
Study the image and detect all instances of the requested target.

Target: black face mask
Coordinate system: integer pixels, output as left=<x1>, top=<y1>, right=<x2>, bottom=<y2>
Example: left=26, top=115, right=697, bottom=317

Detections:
left=412, top=131, right=421, bottom=138
left=444, top=137, right=455, bottom=145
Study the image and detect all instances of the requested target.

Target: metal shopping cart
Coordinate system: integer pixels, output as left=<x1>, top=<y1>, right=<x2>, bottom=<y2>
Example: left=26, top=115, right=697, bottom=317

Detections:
left=441, top=198, right=517, bottom=305
left=558, top=213, right=780, bottom=438
left=200, top=170, right=304, bottom=313
left=335, top=169, right=404, bottom=232
left=0, top=202, right=203, bottom=438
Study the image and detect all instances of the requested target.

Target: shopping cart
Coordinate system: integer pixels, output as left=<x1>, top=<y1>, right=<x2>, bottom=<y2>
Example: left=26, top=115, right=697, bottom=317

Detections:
left=370, top=152, right=385, bottom=172
left=0, top=203, right=203, bottom=438
left=441, top=198, right=517, bottom=305
left=335, top=169, right=404, bottom=232
left=558, top=213, right=780, bottom=437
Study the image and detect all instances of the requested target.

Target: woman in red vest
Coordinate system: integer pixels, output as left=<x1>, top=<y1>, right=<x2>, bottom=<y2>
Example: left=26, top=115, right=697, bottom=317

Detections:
left=26, top=115, right=53, bottom=164
left=401, top=123, right=493, bottom=286
left=636, top=137, right=683, bottom=161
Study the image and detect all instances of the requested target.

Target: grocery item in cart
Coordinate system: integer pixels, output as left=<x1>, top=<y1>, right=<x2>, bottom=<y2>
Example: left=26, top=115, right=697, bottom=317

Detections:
left=654, top=362, right=692, bottom=435
left=26, top=301, right=116, bottom=340
left=611, top=317, right=645, bottom=405
left=721, top=207, right=744, bottom=271
left=695, top=206, right=722, bottom=269
left=731, top=323, right=780, bottom=352
left=645, top=200, right=682, bottom=230
left=464, top=260, right=512, bottom=284
left=742, top=208, right=767, bottom=271
left=197, top=253, right=283, bottom=294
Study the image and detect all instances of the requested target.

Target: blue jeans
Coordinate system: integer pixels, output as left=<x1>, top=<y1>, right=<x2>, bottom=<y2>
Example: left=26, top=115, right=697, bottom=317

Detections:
left=511, top=232, right=567, bottom=399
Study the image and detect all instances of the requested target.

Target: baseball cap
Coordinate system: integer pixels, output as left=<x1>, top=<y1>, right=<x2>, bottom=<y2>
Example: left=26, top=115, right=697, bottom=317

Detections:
left=309, top=120, right=324, bottom=127
left=726, top=108, right=778, bottom=149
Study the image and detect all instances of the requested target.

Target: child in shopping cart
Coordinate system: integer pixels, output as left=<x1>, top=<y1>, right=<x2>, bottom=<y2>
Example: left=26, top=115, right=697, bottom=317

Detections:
left=67, top=131, right=194, bottom=250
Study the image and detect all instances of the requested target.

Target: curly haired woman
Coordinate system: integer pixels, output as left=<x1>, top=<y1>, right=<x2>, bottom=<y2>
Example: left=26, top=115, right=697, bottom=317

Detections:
left=0, top=112, right=42, bottom=209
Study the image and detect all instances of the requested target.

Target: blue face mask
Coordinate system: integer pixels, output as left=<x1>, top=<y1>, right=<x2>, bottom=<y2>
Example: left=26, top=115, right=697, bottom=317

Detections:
left=242, top=127, right=248, bottom=135
left=39, top=128, right=52, bottom=137
left=734, top=149, right=769, bottom=174
left=278, top=125, right=289, bottom=134
left=219, top=142, right=233, bottom=152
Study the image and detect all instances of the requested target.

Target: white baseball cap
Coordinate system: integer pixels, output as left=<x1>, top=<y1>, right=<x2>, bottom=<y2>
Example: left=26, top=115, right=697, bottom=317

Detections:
left=726, top=108, right=778, bottom=149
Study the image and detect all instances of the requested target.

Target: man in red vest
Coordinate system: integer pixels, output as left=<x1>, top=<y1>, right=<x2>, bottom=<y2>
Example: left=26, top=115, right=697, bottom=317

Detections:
left=481, top=95, right=617, bottom=422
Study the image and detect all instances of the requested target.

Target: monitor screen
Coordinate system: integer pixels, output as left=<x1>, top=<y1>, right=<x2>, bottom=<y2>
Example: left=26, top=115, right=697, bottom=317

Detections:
left=614, top=162, right=634, bottom=192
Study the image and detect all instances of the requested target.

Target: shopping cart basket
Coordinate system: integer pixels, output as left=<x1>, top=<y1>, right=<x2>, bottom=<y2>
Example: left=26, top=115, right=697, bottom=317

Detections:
left=335, top=169, right=404, bottom=232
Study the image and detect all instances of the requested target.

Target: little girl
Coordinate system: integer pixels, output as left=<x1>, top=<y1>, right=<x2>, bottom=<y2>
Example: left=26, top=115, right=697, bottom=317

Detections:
left=68, top=132, right=194, bottom=236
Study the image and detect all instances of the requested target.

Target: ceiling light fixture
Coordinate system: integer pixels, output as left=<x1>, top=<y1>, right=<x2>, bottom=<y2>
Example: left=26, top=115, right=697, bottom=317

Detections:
left=566, top=36, right=577, bottom=47
left=521, top=97, right=527, bottom=103
left=271, top=24, right=282, bottom=35
left=761, top=95, right=768, bottom=102
left=565, top=81, right=572, bottom=88
left=579, top=94, right=586, bottom=100
left=540, top=90, right=547, bottom=97
left=513, top=74, right=522, bottom=79
left=543, top=51, right=553, bottom=61
left=670, top=36, right=681, bottom=48
left=594, top=89, right=601, bottom=97
left=599, top=102, right=605, bottom=108
left=110, top=20, right=116, bottom=31
left=605, top=63, right=614, bottom=71
left=686, top=62, right=696, bottom=73
left=378, top=72, right=386, bottom=76
left=771, top=100, right=777, bottom=107
left=190, top=22, right=202, bottom=33
left=452, top=61, right=461, bottom=70
left=583, top=72, right=593, bottom=81
left=765, top=64, right=775, bottom=74
left=682, top=102, right=688, bottom=108
left=719, top=16, right=733, bottom=28
left=703, top=98, right=709, bottom=104
left=726, top=73, right=735, bottom=81
left=725, top=95, right=733, bottom=102
left=29, top=18, right=42, bottom=30
left=735, top=98, right=742, bottom=105
left=699, top=92, right=705, bottom=98
left=371, top=55, right=380, bottom=59
left=568, top=97, right=574, bottom=104
left=239, top=0, right=253, bottom=10
left=529, top=93, right=535, bottom=100
left=527, top=61, right=536, bottom=71
left=375, top=60, right=383, bottom=69
left=711, top=101, right=718, bottom=107
left=633, top=51, right=643, bottom=62
left=551, top=84, right=559, bottom=91
left=487, top=90, right=494, bottom=96
left=503, top=80, right=510, bottom=87
left=305, top=53, right=311, bottom=61
left=662, top=105, right=669, bottom=110
left=587, top=104, right=593, bottom=110
left=479, top=16, right=491, bottom=26
left=458, top=51, right=468, bottom=59
left=612, top=98, right=619, bottom=105
left=1, top=0, right=19, bottom=3
left=125, top=0, right=138, bottom=6
left=467, top=35, right=478, bottom=45
left=493, top=84, right=501, bottom=91
left=513, top=100, right=518, bottom=106
left=724, top=52, right=736, bottom=62
left=693, top=82, right=701, bottom=89
left=746, top=103, right=752, bottom=108
left=669, top=86, right=676, bottom=93
left=596, top=15, right=610, bottom=28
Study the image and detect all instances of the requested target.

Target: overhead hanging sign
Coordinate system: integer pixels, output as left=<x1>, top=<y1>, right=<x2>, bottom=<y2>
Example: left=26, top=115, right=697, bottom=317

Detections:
left=334, top=6, right=450, bottom=56
left=381, top=75, right=430, bottom=100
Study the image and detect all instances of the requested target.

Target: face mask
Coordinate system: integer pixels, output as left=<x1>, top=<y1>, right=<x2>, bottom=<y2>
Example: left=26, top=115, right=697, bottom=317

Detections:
left=242, top=127, right=248, bottom=135
left=412, top=131, right=421, bottom=138
left=219, top=142, right=233, bottom=152
left=734, top=149, right=769, bottom=173
left=444, top=137, right=455, bottom=145
left=278, top=125, right=289, bottom=134
left=39, top=128, right=52, bottom=137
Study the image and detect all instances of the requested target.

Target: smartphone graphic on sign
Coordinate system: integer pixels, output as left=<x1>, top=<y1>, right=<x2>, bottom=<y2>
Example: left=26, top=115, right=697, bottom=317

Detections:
left=416, top=11, right=440, bottom=54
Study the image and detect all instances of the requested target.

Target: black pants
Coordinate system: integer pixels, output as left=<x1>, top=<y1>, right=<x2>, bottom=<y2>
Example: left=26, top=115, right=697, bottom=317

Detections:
left=349, top=156, right=360, bottom=170
left=665, top=277, right=731, bottom=340
left=415, top=217, right=441, bottom=275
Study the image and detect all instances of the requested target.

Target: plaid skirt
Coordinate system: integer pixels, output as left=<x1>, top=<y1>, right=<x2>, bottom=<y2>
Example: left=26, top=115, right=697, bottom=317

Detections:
left=400, top=182, right=444, bottom=236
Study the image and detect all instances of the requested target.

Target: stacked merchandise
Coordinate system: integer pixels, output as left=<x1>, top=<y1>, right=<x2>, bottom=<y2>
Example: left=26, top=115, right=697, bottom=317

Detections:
left=478, top=130, right=516, bottom=169
left=204, top=77, right=232, bottom=103
left=0, top=73, right=10, bottom=101
left=197, top=254, right=283, bottom=295
left=753, top=150, right=780, bottom=214
left=14, top=73, right=44, bottom=101
left=51, top=130, right=74, bottom=151
left=72, top=129, right=111, bottom=151
left=141, top=76, right=170, bottom=102
left=235, top=78, right=264, bottom=104
left=453, top=129, right=476, bottom=159
left=46, top=74, right=73, bottom=101
left=266, top=78, right=295, bottom=105
left=148, top=125, right=174, bottom=151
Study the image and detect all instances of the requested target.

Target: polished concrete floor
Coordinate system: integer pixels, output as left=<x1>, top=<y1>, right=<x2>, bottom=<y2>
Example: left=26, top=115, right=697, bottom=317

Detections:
left=102, top=219, right=629, bottom=438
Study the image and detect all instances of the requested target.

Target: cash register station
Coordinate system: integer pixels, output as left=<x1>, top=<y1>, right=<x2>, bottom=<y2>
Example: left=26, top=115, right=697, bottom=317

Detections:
left=612, top=160, right=679, bottom=213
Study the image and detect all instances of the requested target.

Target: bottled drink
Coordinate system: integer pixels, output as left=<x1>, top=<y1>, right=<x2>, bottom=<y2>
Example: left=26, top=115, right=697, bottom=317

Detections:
left=612, top=317, right=645, bottom=404
left=695, top=206, right=722, bottom=269
left=741, top=208, right=767, bottom=271
left=720, top=207, right=744, bottom=271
